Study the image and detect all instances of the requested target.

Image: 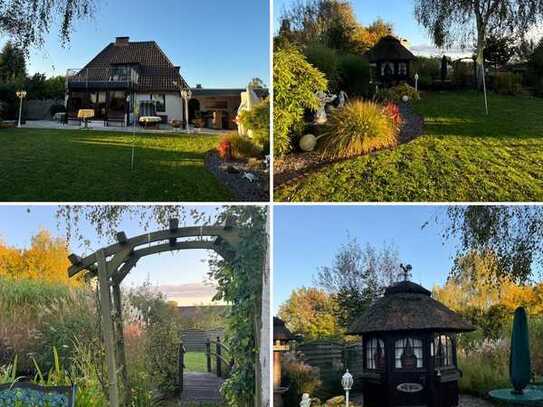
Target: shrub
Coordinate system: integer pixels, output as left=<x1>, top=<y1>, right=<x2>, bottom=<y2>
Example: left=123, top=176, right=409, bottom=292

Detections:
left=282, top=352, right=321, bottom=407
left=304, top=44, right=339, bottom=90
left=412, top=56, right=441, bottom=87
left=452, top=61, right=474, bottom=88
left=274, top=45, right=328, bottom=156
left=382, top=102, right=403, bottom=132
left=377, top=83, right=420, bottom=104
left=237, top=98, right=270, bottom=153
left=217, top=133, right=261, bottom=160
left=337, top=54, right=370, bottom=97
left=495, top=72, right=523, bottom=95
left=319, top=100, right=397, bottom=158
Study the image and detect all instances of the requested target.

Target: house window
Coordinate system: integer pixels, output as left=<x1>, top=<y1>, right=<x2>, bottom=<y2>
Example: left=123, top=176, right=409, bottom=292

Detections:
left=366, top=337, right=385, bottom=370
left=111, top=66, right=130, bottom=81
left=110, top=91, right=127, bottom=113
left=151, top=94, right=166, bottom=112
left=431, top=335, right=454, bottom=368
left=395, top=338, right=423, bottom=369
left=381, top=62, right=395, bottom=76
left=398, top=62, right=407, bottom=76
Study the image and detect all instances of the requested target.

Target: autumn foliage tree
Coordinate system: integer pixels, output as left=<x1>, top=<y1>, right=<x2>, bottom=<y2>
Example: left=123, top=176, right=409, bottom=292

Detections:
left=278, top=287, right=343, bottom=339
left=0, top=230, right=77, bottom=285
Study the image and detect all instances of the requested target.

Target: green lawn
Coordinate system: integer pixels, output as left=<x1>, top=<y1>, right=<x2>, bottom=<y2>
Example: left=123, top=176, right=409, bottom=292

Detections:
left=0, top=128, right=232, bottom=201
left=275, top=91, right=543, bottom=202
left=184, top=352, right=208, bottom=372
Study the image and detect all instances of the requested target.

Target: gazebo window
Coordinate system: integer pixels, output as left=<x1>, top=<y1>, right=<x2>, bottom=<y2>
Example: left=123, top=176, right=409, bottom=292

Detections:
left=381, top=62, right=395, bottom=76
left=366, top=338, right=385, bottom=370
left=431, top=335, right=454, bottom=368
left=398, top=62, right=407, bottom=76
left=394, top=338, right=423, bottom=369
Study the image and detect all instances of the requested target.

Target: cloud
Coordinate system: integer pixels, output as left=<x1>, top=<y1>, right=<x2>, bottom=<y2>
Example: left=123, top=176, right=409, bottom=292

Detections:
left=410, top=44, right=473, bottom=59
left=155, top=282, right=225, bottom=306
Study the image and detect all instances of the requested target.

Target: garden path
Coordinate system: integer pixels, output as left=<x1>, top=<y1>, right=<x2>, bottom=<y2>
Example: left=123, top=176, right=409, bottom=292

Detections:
left=180, top=372, right=224, bottom=405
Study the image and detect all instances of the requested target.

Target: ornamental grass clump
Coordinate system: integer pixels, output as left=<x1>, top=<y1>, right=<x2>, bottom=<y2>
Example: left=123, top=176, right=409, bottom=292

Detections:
left=319, top=100, right=398, bottom=159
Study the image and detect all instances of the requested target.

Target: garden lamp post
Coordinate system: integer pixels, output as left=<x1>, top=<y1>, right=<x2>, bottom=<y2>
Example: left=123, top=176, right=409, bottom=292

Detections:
left=300, top=393, right=311, bottom=407
left=180, top=87, right=192, bottom=133
left=342, top=369, right=353, bottom=407
left=414, top=73, right=419, bottom=92
left=16, top=90, right=27, bottom=128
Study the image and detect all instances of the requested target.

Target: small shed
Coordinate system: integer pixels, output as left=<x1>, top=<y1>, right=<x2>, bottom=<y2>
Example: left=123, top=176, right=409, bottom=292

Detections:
left=366, top=36, right=416, bottom=85
left=348, top=278, right=475, bottom=407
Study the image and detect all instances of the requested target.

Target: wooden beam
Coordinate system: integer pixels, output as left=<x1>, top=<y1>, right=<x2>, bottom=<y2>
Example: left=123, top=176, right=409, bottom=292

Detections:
left=169, top=218, right=179, bottom=231
left=111, top=282, right=129, bottom=405
left=115, top=232, right=127, bottom=244
left=68, top=225, right=236, bottom=277
left=96, top=249, right=120, bottom=407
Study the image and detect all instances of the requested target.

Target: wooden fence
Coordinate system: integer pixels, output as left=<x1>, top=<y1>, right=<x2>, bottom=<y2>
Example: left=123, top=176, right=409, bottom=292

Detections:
left=297, top=340, right=363, bottom=394
left=181, top=328, right=225, bottom=352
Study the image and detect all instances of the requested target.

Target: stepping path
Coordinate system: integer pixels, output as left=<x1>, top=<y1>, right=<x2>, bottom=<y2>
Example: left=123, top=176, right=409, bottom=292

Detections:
left=180, top=372, right=224, bottom=405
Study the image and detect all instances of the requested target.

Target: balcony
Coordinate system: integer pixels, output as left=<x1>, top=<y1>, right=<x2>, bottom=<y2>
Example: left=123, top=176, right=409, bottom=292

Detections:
left=66, top=66, right=139, bottom=89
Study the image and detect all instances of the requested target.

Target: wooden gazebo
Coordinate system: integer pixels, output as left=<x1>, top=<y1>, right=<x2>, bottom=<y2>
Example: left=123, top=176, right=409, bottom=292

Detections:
left=273, top=317, right=294, bottom=407
left=348, top=270, right=475, bottom=407
left=365, top=35, right=416, bottom=86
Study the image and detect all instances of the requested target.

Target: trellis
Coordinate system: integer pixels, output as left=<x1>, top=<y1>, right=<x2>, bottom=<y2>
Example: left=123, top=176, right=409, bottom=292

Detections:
left=67, top=218, right=241, bottom=407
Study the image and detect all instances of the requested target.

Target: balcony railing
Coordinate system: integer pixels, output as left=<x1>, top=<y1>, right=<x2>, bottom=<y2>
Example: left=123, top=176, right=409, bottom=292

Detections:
left=66, top=67, right=139, bottom=89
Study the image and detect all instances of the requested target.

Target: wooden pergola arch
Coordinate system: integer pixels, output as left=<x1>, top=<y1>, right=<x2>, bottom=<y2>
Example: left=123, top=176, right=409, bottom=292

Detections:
left=67, top=218, right=241, bottom=407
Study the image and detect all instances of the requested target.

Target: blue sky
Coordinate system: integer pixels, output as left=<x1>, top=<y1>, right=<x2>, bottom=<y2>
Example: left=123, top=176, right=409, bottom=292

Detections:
left=273, top=205, right=461, bottom=313
left=0, top=205, right=224, bottom=305
left=2, top=0, right=270, bottom=88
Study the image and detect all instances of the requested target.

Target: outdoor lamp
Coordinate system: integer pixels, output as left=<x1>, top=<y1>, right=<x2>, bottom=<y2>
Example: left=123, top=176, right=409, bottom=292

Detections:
left=300, top=393, right=311, bottom=407
left=342, top=369, right=354, bottom=407
left=16, top=90, right=27, bottom=128
left=414, top=73, right=419, bottom=92
left=179, top=85, right=193, bottom=133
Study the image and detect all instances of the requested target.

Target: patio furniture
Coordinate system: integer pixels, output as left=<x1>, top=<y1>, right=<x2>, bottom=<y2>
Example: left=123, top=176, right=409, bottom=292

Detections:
left=77, top=109, right=95, bottom=129
left=0, top=382, right=76, bottom=407
left=53, top=112, right=66, bottom=123
left=138, top=101, right=162, bottom=128
left=105, top=112, right=126, bottom=127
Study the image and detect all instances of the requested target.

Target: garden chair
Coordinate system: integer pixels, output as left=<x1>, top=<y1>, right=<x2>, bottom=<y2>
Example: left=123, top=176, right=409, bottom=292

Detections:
left=0, top=382, right=76, bottom=407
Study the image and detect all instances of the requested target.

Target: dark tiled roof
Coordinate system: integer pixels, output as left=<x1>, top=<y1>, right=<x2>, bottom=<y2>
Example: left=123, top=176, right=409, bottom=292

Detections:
left=80, top=39, right=189, bottom=91
left=348, top=281, right=475, bottom=335
left=365, top=35, right=416, bottom=62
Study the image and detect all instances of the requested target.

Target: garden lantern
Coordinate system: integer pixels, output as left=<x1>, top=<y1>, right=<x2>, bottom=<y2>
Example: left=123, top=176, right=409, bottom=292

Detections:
left=16, top=90, right=27, bottom=128
left=414, top=73, right=419, bottom=92
left=348, top=266, right=475, bottom=407
left=300, top=393, right=311, bottom=407
left=180, top=87, right=192, bottom=133
left=342, top=369, right=354, bottom=407
left=273, top=317, right=294, bottom=407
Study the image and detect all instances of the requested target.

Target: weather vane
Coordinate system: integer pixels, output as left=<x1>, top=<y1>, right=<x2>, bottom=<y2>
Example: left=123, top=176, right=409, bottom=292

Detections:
left=400, top=263, right=412, bottom=281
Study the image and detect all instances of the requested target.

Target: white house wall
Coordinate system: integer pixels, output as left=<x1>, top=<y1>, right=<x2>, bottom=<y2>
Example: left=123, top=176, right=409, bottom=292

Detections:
left=134, top=92, right=183, bottom=122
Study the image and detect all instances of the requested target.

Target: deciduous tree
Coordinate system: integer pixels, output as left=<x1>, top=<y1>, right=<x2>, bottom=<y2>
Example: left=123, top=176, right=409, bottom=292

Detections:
left=413, top=0, right=543, bottom=87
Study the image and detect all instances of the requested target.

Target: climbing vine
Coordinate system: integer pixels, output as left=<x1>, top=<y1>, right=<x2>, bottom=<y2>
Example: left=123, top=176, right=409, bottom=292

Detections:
left=209, top=206, right=267, bottom=407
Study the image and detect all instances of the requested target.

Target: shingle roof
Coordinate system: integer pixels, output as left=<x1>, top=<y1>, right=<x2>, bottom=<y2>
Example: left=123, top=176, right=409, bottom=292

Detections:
left=365, top=35, right=416, bottom=62
left=348, top=280, right=475, bottom=335
left=79, top=38, right=189, bottom=91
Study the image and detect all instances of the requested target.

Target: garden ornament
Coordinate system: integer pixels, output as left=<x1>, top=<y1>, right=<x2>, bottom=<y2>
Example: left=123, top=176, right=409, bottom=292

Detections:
left=402, top=95, right=410, bottom=103
left=243, top=172, right=257, bottom=183
left=300, top=393, right=311, bottom=407
left=414, top=73, right=419, bottom=92
left=264, top=155, right=271, bottom=169
left=337, top=90, right=348, bottom=108
left=299, top=133, right=325, bottom=152
left=314, top=91, right=337, bottom=124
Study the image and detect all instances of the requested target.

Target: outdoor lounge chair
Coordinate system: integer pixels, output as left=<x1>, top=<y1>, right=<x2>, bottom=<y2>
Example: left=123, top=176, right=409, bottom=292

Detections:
left=138, top=101, right=162, bottom=128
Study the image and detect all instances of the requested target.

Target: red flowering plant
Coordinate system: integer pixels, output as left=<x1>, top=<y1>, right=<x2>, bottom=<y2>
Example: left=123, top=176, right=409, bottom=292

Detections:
left=382, top=102, right=403, bottom=132
left=217, top=136, right=232, bottom=160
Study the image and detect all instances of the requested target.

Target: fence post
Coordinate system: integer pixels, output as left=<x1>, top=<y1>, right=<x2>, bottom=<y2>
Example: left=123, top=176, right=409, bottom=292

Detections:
left=216, top=336, right=222, bottom=378
left=178, top=341, right=185, bottom=393
left=206, top=338, right=212, bottom=373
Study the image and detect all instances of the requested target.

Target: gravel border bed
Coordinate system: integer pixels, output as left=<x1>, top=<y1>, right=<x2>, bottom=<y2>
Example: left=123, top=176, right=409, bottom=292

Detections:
left=205, top=151, right=269, bottom=202
left=273, top=103, right=424, bottom=188
left=350, top=394, right=497, bottom=407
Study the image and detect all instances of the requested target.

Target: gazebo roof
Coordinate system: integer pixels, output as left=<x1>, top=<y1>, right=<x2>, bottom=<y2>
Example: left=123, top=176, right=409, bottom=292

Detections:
left=365, top=35, right=416, bottom=63
left=274, top=317, right=295, bottom=341
left=348, top=280, right=475, bottom=335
